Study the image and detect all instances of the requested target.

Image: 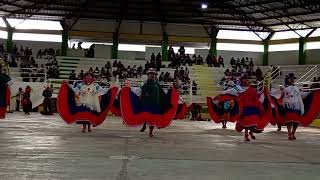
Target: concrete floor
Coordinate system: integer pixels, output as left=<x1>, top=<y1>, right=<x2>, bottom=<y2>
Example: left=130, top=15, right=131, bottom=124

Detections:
left=1, top=113, right=320, bottom=180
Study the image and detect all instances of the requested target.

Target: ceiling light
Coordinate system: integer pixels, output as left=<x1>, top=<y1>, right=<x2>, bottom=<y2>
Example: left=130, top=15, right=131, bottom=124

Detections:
left=201, top=3, right=208, bottom=9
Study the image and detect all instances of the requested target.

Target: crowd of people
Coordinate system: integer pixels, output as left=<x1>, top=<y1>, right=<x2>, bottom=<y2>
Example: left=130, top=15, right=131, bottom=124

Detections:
left=219, top=57, right=258, bottom=89
left=0, top=43, right=60, bottom=81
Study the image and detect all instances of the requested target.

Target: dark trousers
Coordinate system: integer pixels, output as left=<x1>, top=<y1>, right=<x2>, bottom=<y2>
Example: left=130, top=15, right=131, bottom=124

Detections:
left=43, top=98, right=53, bottom=114
left=16, top=100, right=20, bottom=111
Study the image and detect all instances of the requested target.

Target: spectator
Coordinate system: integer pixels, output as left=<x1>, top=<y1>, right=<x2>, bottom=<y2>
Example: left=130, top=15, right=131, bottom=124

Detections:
left=93, top=67, right=100, bottom=79
left=206, top=55, right=212, bottom=67
left=68, top=70, right=76, bottom=81
left=78, top=70, right=85, bottom=80
left=192, top=80, right=198, bottom=95
left=113, top=60, right=118, bottom=67
left=13, top=45, right=18, bottom=54
left=137, top=65, right=143, bottom=77
left=230, top=57, right=236, bottom=68
left=191, top=54, right=197, bottom=65
left=151, top=53, right=155, bottom=62
left=178, top=46, right=185, bottom=56
left=156, top=53, right=162, bottom=71
left=88, top=67, right=93, bottom=73
left=22, top=86, right=32, bottom=115
left=186, top=54, right=191, bottom=66
left=249, top=58, right=254, bottom=67
left=240, top=57, right=245, bottom=66
left=255, top=67, right=263, bottom=81
left=168, top=46, right=175, bottom=61
left=42, top=86, right=53, bottom=115
left=158, top=72, right=164, bottom=82
left=197, top=55, right=203, bottom=65
left=218, top=55, right=224, bottom=67
left=37, top=49, right=43, bottom=58
left=245, top=58, right=250, bottom=67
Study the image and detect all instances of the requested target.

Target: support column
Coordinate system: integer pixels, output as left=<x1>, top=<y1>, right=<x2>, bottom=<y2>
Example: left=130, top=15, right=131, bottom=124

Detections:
left=262, top=40, right=269, bottom=66
left=6, top=28, right=13, bottom=53
left=112, top=32, right=119, bottom=59
left=162, top=32, right=168, bottom=61
left=208, top=28, right=218, bottom=57
left=299, top=37, right=306, bottom=65
left=61, top=29, right=68, bottom=56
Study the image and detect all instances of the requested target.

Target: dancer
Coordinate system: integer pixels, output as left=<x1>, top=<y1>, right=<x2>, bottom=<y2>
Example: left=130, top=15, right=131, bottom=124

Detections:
left=139, top=69, right=164, bottom=137
left=235, top=74, right=271, bottom=141
left=0, top=65, right=13, bottom=119
left=57, top=72, right=117, bottom=132
left=207, top=80, right=239, bottom=129
left=268, top=74, right=320, bottom=139
left=22, top=86, right=32, bottom=115
left=120, top=68, right=179, bottom=137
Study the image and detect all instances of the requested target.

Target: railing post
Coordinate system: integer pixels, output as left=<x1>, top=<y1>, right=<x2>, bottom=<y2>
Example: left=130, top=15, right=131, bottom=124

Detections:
left=189, top=78, right=193, bottom=105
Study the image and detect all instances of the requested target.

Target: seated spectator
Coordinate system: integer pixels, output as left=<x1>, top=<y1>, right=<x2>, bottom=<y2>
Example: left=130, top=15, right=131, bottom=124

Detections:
left=100, top=67, right=106, bottom=76
left=245, top=58, right=250, bottom=67
left=159, top=72, right=165, bottom=82
left=255, top=67, right=263, bottom=81
left=132, top=65, right=138, bottom=78
left=78, top=70, right=85, bottom=80
left=249, top=58, right=254, bottom=67
left=218, top=55, right=224, bottom=67
left=37, top=49, right=43, bottom=58
left=88, top=67, right=93, bottom=73
left=197, top=55, right=203, bottom=65
left=240, top=57, right=245, bottom=66
left=93, top=67, right=100, bottom=79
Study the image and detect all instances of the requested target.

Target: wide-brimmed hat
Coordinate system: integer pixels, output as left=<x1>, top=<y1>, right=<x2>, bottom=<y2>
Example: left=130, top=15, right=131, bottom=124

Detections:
left=288, top=73, right=296, bottom=79
left=147, top=68, right=157, bottom=75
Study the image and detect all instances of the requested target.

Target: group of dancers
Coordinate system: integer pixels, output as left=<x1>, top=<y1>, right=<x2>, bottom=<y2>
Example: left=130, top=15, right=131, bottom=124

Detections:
left=1, top=64, right=320, bottom=141
left=207, top=72, right=320, bottom=141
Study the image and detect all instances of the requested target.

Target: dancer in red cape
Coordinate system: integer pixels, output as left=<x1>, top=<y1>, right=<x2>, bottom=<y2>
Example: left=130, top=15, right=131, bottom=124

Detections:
left=236, top=75, right=272, bottom=141
left=0, top=64, right=13, bottom=119
left=207, top=80, right=239, bottom=129
left=120, top=68, right=179, bottom=137
left=57, top=72, right=117, bottom=132
left=277, top=73, right=320, bottom=140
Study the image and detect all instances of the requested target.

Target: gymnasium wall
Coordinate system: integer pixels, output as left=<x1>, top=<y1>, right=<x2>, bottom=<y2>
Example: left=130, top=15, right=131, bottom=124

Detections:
left=269, top=51, right=299, bottom=65
left=118, top=51, right=145, bottom=61
left=306, top=49, right=320, bottom=65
